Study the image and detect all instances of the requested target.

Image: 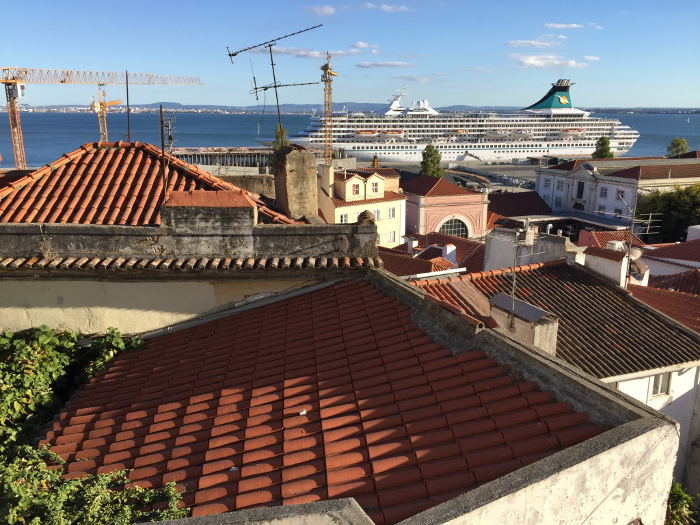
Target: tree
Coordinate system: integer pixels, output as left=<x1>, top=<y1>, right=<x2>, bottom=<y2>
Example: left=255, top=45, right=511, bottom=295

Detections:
left=668, top=137, right=689, bottom=157
left=592, top=136, right=614, bottom=159
left=637, top=183, right=700, bottom=242
left=420, top=145, right=443, bottom=177
left=272, top=122, right=290, bottom=152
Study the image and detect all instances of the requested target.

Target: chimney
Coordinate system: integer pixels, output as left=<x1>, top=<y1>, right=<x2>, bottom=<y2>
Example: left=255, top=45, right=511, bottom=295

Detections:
left=319, top=164, right=334, bottom=198
left=489, top=292, right=559, bottom=355
left=442, top=244, right=457, bottom=265
left=409, top=238, right=419, bottom=253
left=372, top=155, right=379, bottom=169
left=274, top=146, right=318, bottom=220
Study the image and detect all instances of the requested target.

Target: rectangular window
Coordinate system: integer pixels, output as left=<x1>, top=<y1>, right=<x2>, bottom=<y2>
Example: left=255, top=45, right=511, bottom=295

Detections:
left=339, top=213, right=348, bottom=224
left=373, top=209, right=381, bottom=220
left=352, top=184, right=360, bottom=196
left=616, top=189, right=624, bottom=201
left=600, top=187, right=608, bottom=198
left=652, top=372, right=671, bottom=396
left=388, top=207, right=396, bottom=219
left=543, top=178, right=551, bottom=189
left=576, top=181, right=585, bottom=199
left=371, top=182, right=379, bottom=193
left=554, top=196, right=562, bottom=208
left=388, top=231, right=396, bottom=243
left=556, top=180, right=564, bottom=191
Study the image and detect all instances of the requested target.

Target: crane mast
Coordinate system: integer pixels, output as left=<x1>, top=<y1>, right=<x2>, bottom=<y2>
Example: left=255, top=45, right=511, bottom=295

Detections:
left=321, top=53, right=337, bottom=164
left=1, top=67, right=201, bottom=169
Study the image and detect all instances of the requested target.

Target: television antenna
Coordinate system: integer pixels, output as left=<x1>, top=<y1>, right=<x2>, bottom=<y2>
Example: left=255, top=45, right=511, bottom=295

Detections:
left=226, top=24, right=322, bottom=128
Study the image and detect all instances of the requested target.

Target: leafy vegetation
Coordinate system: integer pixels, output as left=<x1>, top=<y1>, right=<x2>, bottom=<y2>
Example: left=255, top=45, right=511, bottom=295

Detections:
left=637, top=183, right=700, bottom=242
left=668, top=137, right=690, bottom=157
left=0, top=327, right=186, bottom=523
left=420, top=144, right=443, bottom=177
left=592, top=136, right=614, bottom=159
left=666, top=482, right=697, bottom=525
left=272, top=122, right=290, bottom=152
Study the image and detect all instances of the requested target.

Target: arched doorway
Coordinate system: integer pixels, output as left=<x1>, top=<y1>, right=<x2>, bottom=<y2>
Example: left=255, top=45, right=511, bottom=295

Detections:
left=439, top=218, right=469, bottom=238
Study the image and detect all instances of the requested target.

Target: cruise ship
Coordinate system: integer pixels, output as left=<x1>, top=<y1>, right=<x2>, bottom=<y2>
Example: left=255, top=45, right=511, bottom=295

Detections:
left=290, top=79, right=639, bottom=162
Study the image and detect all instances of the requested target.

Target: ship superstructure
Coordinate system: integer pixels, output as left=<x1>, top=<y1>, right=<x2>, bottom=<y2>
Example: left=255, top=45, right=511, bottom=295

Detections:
left=290, top=79, right=639, bottom=162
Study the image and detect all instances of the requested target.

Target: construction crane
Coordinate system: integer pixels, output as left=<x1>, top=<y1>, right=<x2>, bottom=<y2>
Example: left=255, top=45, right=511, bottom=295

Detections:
left=90, top=85, right=121, bottom=142
left=0, top=68, right=201, bottom=169
left=320, top=53, right=337, bottom=164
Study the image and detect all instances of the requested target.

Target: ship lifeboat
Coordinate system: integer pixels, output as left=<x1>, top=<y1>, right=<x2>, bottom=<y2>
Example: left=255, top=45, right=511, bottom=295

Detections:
left=355, top=130, right=379, bottom=138
left=453, top=129, right=467, bottom=134
left=558, top=127, right=585, bottom=139
left=510, top=129, right=533, bottom=140
left=381, top=129, right=405, bottom=138
left=484, top=130, right=510, bottom=140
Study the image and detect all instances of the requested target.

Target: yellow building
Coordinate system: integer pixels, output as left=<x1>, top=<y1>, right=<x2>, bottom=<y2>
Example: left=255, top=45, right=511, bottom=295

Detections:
left=318, top=166, right=406, bottom=247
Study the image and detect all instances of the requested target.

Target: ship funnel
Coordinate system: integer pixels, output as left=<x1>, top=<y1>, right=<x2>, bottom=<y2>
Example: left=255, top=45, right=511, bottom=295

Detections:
left=522, top=80, right=575, bottom=110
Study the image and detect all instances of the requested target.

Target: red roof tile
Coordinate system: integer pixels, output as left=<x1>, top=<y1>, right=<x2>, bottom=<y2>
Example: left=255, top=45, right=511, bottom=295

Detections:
left=349, top=168, right=401, bottom=178
left=487, top=191, right=551, bottom=217
left=548, top=157, right=666, bottom=171
left=405, top=233, right=484, bottom=272
left=584, top=246, right=626, bottom=262
left=43, top=280, right=602, bottom=524
left=670, top=151, right=700, bottom=159
left=0, top=142, right=296, bottom=226
left=378, top=247, right=451, bottom=277
left=412, top=261, right=700, bottom=379
left=331, top=191, right=406, bottom=208
left=577, top=229, right=645, bottom=249
left=163, top=190, right=256, bottom=208
left=400, top=175, right=477, bottom=197
left=486, top=211, right=506, bottom=230
left=608, top=164, right=700, bottom=181
left=648, top=269, right=700, bottom=295
left=644, top=239, right=700, bottom=263
left=628, top=285, right=700, bottom=333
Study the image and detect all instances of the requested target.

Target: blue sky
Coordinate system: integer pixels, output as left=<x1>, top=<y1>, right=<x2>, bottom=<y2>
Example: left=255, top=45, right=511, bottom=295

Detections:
left=5, top=0, right=699, bottom=108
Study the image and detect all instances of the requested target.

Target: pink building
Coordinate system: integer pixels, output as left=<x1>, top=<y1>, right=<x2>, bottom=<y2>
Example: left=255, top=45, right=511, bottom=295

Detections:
left=400, top=175, right=488, bottom=238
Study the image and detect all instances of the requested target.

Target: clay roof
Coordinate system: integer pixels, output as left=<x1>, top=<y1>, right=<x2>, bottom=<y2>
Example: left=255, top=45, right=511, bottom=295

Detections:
left=645, top=239, right=700, bottom=263
left=628, top=285, right=700, bottom=333
left=549, top=157, right=666, bottom=171
left=577, top=229, right=645, bottom=249
left=416, top=246, right=444, bottom=260
left=607, top=164, right=700, bottom=181
left=400, top=175, right=477, bottom=197
left=349, top=167, right=400, bottom=178
left=670, top=151, right=700, bottom=159
left=406, top=233, right=484, bottom=272
left=648, top=269, right=700, bottom=295
left=583, top=246, right=626, bottom=262
left=487, top=191, right=551, bottom=218
left=486, top=211, right=506, bottom=230
left=41, top=279, right=602, bottom=524
left=412, top=260, right=700, bottom=379
left=378, top=247, right=452, bottom=277
left=163, top=190, right=255, bottom=208
left=0, top=255, right=382, bottom=274
left=331, top=191, right=406, bottom=208
left=0, top=142, right=296, bottom=226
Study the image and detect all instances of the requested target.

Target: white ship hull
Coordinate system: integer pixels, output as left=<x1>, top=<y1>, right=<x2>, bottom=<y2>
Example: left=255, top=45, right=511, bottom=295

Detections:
left=290, top=79, right=639, bottom=163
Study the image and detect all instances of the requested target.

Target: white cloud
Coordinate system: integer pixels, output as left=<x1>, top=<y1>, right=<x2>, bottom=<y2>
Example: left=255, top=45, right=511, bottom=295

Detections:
left=356, top=61, right=414, bottom=68
left=259, top=46, right=360, bottom=59
left=306, top=4, right=336, bottom=16
left=588, top=22, right=604, bottom=30
left=509, top=53, right=590, bottom=68
left=371, top=49, right=380, bottom=54
left=351, top=41, right=380, bottom=49
left=557, top=34, right=567, bottom=39
left=361, top=3, right=410, bottom=12
left=394, top=74, right=431, bottom=83
left=506, top=38, right=561, bottom=48
left=464, top=66, right=494, bottom=73
left=544, top=23, right=583, bottom=29
left=583, top=55, right=600, bottom=61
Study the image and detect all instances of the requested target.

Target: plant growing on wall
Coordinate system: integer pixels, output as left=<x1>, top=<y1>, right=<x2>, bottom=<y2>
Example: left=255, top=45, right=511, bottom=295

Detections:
left=665, top=482, right=697, bottom=525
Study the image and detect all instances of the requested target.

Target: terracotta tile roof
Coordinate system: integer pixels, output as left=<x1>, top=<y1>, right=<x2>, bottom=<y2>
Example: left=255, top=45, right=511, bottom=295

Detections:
left=349, top=167, right=400, bottom=178
left=670, top=151, right=700, bottom=159
left=628, top=285, right=700, bottom=333
left=41, top=279, right=602, bottom=524
left=412, top=261, right=700, bottom=379
left=0, top=255, right=383, bottom=273
left=607, top=164, right=700, bottom=180
left=487, top=191, right=551, bottom=218
left=549, top=157, right=666, bottom=171
left=644, top=239, right=700, bottom=263
left=331, top=191, right=406, bottom=208
left=577, top=229, right=645, bottom=249
left=400, top=175, right=477, bottom=197
left=406, top=233, right=484, bottom=272
left=583, top=246, right=626, bottom=262
left=486, top=211, right=506, bottom=230
left=415, top=246, right=444, bottom=260
left=649, top=269, right=700, bottom=295
left=0, top=142, right=297, bottom=226
left=163, top=190, right=256, bottom=208
left=377, top=247, right=449, bottom=277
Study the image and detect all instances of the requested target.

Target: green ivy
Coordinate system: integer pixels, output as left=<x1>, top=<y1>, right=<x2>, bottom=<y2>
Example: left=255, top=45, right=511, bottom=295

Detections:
left=666, top=482, right=697, bottom=525
left=0, top=327, right=187, bottom=523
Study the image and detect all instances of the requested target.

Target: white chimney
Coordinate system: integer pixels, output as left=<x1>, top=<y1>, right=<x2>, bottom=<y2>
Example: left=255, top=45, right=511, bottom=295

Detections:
left=442, top=244, right=457, bottom=265
left=319, top=164, right=334, bottom=198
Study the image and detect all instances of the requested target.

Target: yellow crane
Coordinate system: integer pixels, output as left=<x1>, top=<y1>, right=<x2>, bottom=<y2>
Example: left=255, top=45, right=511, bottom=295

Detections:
left=1, top=68, right=201, bottom=169
left=91, top=85, right=121, bottom=143
left=320, top=54, right=337, bottom=164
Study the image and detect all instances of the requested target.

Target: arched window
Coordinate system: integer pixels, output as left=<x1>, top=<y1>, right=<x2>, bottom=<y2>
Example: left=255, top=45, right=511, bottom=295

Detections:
left=439, top=218, right=469, bottom=238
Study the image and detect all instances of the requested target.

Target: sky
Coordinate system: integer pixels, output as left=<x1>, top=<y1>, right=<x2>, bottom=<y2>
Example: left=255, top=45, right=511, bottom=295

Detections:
left=4, top=0, right=699, bottom=108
